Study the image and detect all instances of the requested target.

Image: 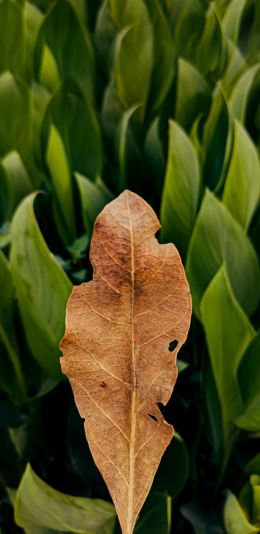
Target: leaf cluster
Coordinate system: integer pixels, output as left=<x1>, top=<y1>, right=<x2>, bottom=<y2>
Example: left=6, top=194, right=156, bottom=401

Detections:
left=0, top=0, right=260, bottom=532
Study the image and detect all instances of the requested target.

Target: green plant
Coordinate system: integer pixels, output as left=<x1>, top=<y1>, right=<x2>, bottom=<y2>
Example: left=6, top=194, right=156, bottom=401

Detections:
left=0, top=0, right=260, bottom=532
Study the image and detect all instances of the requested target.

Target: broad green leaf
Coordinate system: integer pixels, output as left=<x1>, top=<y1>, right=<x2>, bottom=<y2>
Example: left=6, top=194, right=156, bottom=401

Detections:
left=102, top=81, right=124, bottom=144
left=224, top=491, right=258, bottom=534
left=2, top=151, right=32, bottom=209
left=236, top=331, right=260, bottom=432
left=15, top=464, right=116, bottom=534
left=46, top=124, right=77, bottom=245
left=229, top=64, right=260, bottom=122
left=24, top=2, right=43, bottom=82
left=181, top=501, right=224, bottom=534
left=245, top=453, right=260, bottom=476
left=250, top=475, right=260, bottom=526
left=196, top=7, right=225, bottom=81
left=134, top=493, right=171, bottom=534
left=201, top=266, right=255, bottom=444
left=35, top=0, right=94, bottom=103
left=112, top=0, right=153, bottom=119
left=223, top=120, right=260, bottom=230
left=202, top=357, right=223, bottom=462
left=222, top=0, right=248, bottom=43
left=39, top=45, right=61, bottom=93
left=10, top=194, right=72, bottom=377
left=95, top=0, right=117, bottom=68
left=173, top=0, right=205, bottom=63
left=0, top=72, right=30, bottom=156
left=236, top=397, right=260, bottom=433
left=69, top=0, right=88, bottom=24
left=0, top=163, right=13, bottom=223
left=0, top=0, right=24, bottom=76
left=215, top=0, right=233, bottom=18
left=189, top=114, right=203, bottom=161
left=75, top=173, right=113, bottom=233
left=144, top=0, right=175, bottom=117
left=186, top=189, right=260, bottom=318
left=117, top=104, right=141, bottom=191
left=161, top=121, right=201, bottom=258
left=144, top=117, right=165, bottom=195
left=43, top=80, right=102, bottom=181
left=152, top=432, right=189, bottom=499
left=202, top=90, right=229, bottom=190
left=0, top=222, right=11, bottom=248
left=240, top=477, right=260, bottom=528
left=220, top=40, right=246, bottom=98
left=26, top=81, right=50, bottom=188
left=0, top=251, right=26, bottom=403
left=175, top=59, right=211, bottom=131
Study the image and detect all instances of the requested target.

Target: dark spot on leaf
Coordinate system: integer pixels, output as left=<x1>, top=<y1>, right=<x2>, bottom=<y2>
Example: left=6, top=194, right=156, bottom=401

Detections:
left=168, top=339, right=178, bottom=352
left=148, top=414, right=158, bottom=422
left=100, top=381, right=107, bottom=388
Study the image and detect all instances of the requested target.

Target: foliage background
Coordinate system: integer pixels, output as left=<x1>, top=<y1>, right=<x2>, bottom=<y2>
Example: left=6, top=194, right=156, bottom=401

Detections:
left=0, top=0, right=260, bottom=532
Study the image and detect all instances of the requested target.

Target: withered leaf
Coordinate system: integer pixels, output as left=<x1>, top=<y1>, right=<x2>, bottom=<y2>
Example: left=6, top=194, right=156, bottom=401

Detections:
left=60, top=190, right=192, bottom=534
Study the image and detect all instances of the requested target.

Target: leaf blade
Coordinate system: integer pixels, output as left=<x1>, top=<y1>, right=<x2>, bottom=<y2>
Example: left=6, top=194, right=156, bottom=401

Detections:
left=60, top=190, right=192, bottom=534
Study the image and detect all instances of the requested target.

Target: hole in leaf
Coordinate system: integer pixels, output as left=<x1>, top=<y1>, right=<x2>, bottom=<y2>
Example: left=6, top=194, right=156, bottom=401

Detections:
left=168, top=339, right=178, bottom=352
left=148, top=414, right=158, bottom=422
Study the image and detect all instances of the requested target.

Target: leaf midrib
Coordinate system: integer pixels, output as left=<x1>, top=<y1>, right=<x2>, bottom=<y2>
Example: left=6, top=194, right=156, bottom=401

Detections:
left=127, top=194, right=137, bottom=534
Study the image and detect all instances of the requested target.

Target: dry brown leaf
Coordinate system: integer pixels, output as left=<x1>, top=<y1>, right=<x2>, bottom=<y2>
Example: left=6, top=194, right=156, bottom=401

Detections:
left=60, top=190, right=192, bottom=534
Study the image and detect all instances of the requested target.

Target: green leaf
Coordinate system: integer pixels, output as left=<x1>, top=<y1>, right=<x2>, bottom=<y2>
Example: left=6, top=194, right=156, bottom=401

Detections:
left=236, top=331, right=260, bottom=432
left=222, top=120, right=260, bottom=230
left=0, top=222, right=11, bottom=248
left=35, top=0, right=94, bottom=103
left=95, top=1, right=117, bottom=72
left=26, top=81, right=50, bottom=188
left=175, top=59, right=211, bottom=132
left=220, top=40, right=246, bottom=98
left=245, top=453, right=260, bottom=476
left=196, top=7, right=225, bottom=81
left=160, top=121, right=201, bottom=258
left=152, top=432, right=189, bottom=499
left=0, top=163, right=13, bottom=223
left=222, top=0, right=248, bottom=43
left=10, top=193, right=72, bottom=377
left=112, top=0, right=153, bottom=119
left=116, top=104, right=141, bottom=191
left=102, top=81, right=124, bottom=146
left=69, top=0, right=88, bottom=24
left=250, top=475, right=260, bottom=526
left=43, top=80, right=102, bottom=182
left=0, top=0, right=24, bottom=77
left=15, top=464, right=116, bottom=534
left=201, top=266, right=255, bottom=445
left=24, top=2, right=43, bottom=82
left=173, top=0, right=205, bottom=63
left=144, top=118, right=165, bottom=195
left=181, top=501, right=224, bottom=534
left=144, top=0, right=175, bottom=117
left=39, top=45, right=61, bottom=93
left=224, top=490, right=259, bottom=534
left=0, top=251, right=26, bottom=403
left=0, top=72, right=30, bottom=156
left=46, top=124, right=77, bottom=245
left=202, top=357, right=223, bottom=461
left=186, top=189, right=260, bottom=318
left=75, top=173, right=113, bottom=233
left=2, top=151, right=32, bottom=210
left=134, top=493, right=171, bottom=534
left=229, top=63, right=260, bottom=122
left=202, top=90, right=229, bottom=190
